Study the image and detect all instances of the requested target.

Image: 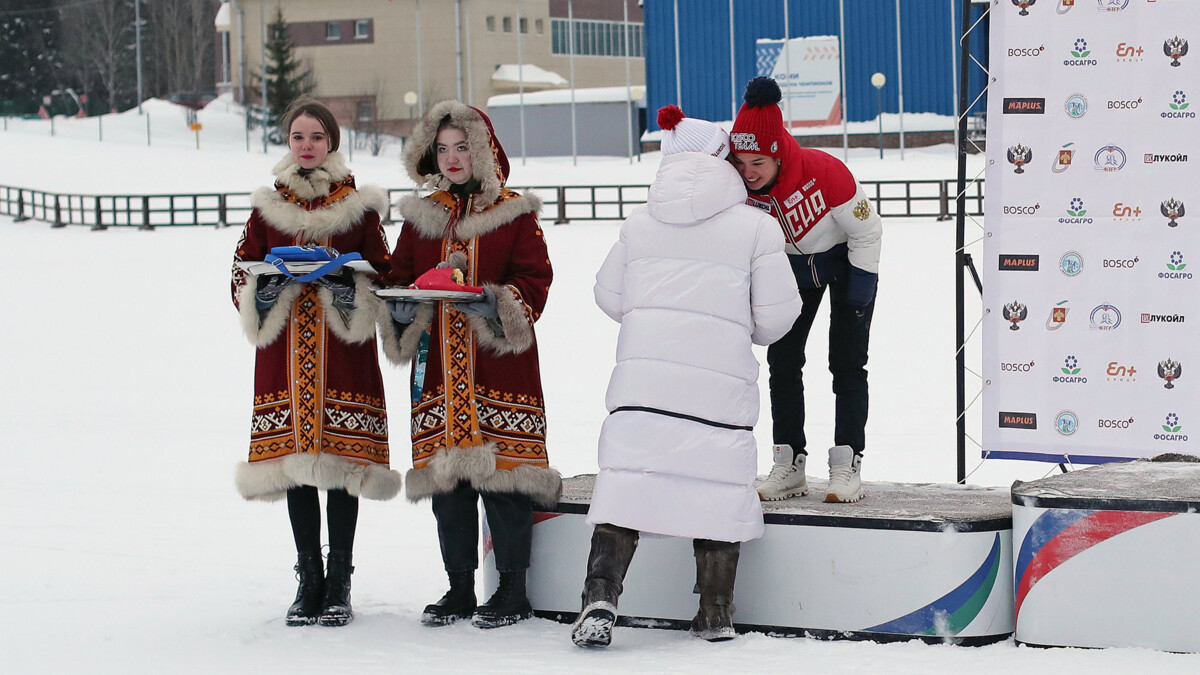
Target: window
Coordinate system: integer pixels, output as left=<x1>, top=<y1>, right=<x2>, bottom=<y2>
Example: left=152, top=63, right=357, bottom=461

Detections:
left=535, top=19, right=544, bottom=35
left=486, top=16, right=495, bottom=32
left=357, top=101, right=373, bottom=122
left=503, top=17, right=512, bottom=33
left=520, top=17, right=528, bottom=34
left=551, top=19, right=644, bottom=57
left=325, top=21, right=341, bottom=40
left=354, top=19, right=369, bottom=39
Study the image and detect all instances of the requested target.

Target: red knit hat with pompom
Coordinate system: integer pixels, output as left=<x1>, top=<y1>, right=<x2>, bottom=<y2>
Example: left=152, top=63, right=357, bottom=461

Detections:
left=730, top=77, right=794, bottom=159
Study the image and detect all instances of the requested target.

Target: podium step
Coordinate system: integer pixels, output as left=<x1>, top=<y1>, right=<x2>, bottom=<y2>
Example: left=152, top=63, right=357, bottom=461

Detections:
left=486, top=474, right=1015, bottom=644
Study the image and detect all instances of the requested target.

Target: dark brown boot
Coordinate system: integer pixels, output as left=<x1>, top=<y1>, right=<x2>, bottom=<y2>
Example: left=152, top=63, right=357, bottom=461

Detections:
left=572, top=524, right=639, bottom=647
left=689, top=539, right=740, bottom=642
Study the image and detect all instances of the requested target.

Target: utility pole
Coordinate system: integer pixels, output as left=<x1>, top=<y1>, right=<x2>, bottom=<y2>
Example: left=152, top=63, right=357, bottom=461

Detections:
left=134, top=0, right=144, bottom=114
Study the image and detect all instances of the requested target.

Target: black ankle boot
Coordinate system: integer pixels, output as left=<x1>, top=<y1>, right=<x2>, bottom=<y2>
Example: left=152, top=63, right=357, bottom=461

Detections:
left=318, top=550, right=354, bottom=627
left=421, top=570, right=477, bottom=627
left=472, top=570, right=533, bottom=629
left=285, top=551, right=325, bottom=626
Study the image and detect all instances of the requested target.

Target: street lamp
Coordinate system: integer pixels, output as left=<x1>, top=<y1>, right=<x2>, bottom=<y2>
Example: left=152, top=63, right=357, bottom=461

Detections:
left=403, top=91, right=418, bottom=140
left=871, top=72, right=886, bottom=160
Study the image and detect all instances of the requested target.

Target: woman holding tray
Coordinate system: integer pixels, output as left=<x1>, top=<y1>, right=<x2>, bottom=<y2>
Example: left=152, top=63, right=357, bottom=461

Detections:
left=230, top=97, right=400, bottom=627
left=381, top=100, right=559, bottom=629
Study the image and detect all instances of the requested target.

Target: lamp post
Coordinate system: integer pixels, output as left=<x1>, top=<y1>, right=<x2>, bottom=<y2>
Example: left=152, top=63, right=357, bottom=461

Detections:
left=403, top=91, right=418, bottom=146
left=871, top=72, right=886, bottom=160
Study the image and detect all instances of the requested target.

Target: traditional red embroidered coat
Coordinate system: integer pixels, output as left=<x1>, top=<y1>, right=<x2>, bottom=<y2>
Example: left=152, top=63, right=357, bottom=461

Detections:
left=382, top=100, right=560, bottom=507
left=231, top=152, right=401, bottom=502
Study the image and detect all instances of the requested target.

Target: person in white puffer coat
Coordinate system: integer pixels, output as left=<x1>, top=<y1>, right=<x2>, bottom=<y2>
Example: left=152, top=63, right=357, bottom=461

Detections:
left=570, top=106, right=802, bottom=649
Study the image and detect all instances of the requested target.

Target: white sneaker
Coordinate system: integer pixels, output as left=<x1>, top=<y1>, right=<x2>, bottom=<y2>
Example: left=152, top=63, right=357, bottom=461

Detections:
left=757, top=444, right=809, bottom=501
left=571, top=601, right=617, bottom=647
left=825, top=445, right=864, bottom=503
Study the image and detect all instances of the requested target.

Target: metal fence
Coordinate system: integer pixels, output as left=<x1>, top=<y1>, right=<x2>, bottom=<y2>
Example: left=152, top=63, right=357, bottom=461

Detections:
left=0, top=179, right=983, bottom=230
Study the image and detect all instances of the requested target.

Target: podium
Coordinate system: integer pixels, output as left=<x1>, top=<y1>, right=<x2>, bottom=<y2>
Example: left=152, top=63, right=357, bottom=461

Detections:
left=484, top=474, right=1015, bottom=644
left=1011, top=457, right=1200, bottom=652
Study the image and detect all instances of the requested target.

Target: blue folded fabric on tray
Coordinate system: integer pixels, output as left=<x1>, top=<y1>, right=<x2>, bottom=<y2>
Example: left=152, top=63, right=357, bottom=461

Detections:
left=264, top=245, right=362, bottom=282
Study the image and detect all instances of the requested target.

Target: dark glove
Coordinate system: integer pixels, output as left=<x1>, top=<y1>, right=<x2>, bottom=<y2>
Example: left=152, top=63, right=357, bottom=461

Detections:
left=844, top=265, right=878, bottom=308
left=255, top=275, right=292, bottom=312
left=315, top=272, right=356, bottom=307
left=450, top=286, right=499, bottom=319
left=387, top=298, right=420, bottom=324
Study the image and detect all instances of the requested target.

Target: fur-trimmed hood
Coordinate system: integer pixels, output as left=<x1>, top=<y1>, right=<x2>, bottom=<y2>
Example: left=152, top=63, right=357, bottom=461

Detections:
left=402, top=100, right=510, bottom=212
left=251, top=151, right=389, bottom=240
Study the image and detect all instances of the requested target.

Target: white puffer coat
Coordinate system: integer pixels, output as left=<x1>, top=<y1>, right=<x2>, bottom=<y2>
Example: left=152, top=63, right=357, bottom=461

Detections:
left=585, top=152, right=803, bottom=542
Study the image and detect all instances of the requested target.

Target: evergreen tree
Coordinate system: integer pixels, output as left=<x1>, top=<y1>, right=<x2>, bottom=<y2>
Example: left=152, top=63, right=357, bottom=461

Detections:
left=255, top=5, right=314, bottom=137
left=0, top=1, right=64, bottom=115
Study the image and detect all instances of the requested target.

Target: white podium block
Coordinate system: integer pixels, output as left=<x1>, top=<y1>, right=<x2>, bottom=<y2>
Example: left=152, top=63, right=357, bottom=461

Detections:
left=484, top=475, right=1014, bottom=644
left=1012, top=458, right=1200, bottom=652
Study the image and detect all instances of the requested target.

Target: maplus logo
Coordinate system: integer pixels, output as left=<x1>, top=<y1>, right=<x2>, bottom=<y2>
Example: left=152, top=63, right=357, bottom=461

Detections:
left=1107, top=361, right=1138, bottom=382
left=999, top=254, right=1040, bottom=271
left=1114, top=42, right=1144, bottom=62
left=1001, top=360, right=1036, bottom=372
left=1053, top=355, right=1087, bottom=383
left=1064, top=38, right=1098, bottom=66
left=1160, top=251, right=1193, bottom=280
left=1154, top=412, right=1188, bottom=442
left=1112, top=203, right=1142, bottom=222
left=1163, top=91, right=1196, bottom=119
left=1098, top=417, right=1135, bottom=430
left=999, top=411, right=1037, bottom=429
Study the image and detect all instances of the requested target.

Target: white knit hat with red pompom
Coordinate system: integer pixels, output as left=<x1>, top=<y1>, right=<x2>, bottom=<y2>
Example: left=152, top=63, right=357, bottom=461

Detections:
left=657, top=105, right=730, bottom=160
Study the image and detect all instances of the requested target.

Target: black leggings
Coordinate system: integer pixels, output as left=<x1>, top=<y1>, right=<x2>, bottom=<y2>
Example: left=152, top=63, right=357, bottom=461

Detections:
left=286, top=486, right=359, bottom=555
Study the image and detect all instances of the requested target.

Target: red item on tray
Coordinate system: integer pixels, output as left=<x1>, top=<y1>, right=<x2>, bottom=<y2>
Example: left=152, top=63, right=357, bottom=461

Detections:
left=410, top=266, right=484, bottom=294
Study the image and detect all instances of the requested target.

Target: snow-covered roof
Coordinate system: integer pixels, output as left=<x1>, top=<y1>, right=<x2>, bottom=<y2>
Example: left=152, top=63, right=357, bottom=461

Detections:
left=488, top=86, right=647, bottom=108
left=491, top=64, right=569, bottom=87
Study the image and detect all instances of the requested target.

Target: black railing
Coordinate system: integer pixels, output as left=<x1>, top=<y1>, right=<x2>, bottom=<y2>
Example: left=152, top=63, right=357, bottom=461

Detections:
left=2, top=179, right=984, bottom=229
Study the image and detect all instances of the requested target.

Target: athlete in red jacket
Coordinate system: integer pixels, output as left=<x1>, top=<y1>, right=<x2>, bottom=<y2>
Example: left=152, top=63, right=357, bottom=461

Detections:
left=729, top=77, right=883, bottom=504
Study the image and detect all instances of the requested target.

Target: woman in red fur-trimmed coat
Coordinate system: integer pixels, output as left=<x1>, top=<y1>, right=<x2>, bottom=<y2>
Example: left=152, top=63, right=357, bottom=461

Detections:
left=230, top=98, right=400, bottom=628
left=381, top=99, right=559, bottom=630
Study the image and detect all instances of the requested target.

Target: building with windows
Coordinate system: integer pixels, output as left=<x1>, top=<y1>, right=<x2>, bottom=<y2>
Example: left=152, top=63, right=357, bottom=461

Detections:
left=215, top=0, right=644, bottom=138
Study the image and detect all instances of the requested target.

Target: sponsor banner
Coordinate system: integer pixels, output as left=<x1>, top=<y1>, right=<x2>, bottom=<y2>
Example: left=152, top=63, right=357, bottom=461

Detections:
left=983, top=1, right=1200, bottom=463
left=754, top=35, right=842, bottom=128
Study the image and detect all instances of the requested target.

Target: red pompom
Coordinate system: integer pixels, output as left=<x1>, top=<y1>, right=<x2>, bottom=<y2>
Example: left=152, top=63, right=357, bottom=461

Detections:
left=656, top=105, right=685, bottom=131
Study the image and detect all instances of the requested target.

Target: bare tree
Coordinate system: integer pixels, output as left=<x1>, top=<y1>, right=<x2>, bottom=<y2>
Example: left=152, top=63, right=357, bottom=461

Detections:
left=57, top=0, right=135, bottom=110
left=351, top=79, right=399, bottom=157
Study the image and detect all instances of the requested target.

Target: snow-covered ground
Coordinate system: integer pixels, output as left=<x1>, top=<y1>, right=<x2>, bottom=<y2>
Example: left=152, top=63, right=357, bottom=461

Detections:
left=2, top=100, right=1194, bottom=673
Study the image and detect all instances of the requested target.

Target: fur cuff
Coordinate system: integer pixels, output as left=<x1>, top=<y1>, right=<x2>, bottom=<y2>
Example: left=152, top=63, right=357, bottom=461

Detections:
left=379, top=302, right=436, bottom=365
left=404, top=444, right=562, bottom=508
left=321, top=272, right=387, bottom=345
left=468, top=283, right=534, bottom=355
left=236, top=452, right=402, bottom=502
left=237, top=277, right=304, bottom=347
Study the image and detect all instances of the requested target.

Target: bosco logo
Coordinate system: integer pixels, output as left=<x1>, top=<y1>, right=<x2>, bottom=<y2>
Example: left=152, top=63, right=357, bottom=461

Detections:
left=1102, top=256, right=1138, bottom=269
left=1008, top=45, right=1045, bottom=57
left=1098, top=417, right=1134, bottom=430
left=1001, top=360, right=1035, bottom=372
left=1107, top=98, right=1141, bottom=110
left=1003, top=203, right=1040, bottom=215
